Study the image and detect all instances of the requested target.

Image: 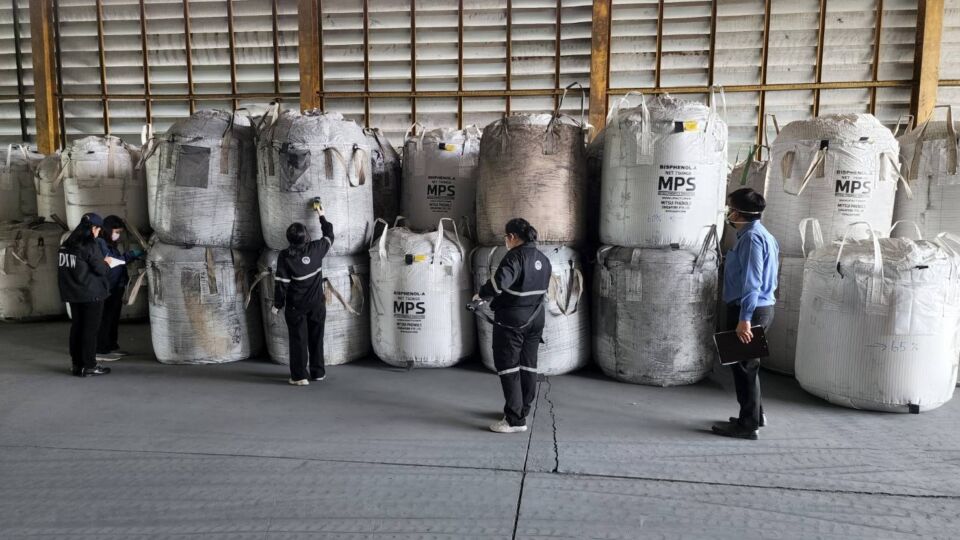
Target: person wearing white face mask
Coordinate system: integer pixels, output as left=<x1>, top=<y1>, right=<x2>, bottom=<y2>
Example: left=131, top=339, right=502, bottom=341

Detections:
left=95, top=215, right=144, bottom=361
left=712, top=188, right=779, bottom=440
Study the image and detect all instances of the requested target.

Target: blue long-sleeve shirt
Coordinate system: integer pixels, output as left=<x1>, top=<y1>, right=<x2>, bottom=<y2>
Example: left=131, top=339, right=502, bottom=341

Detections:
left=722, top=220, right=779, bottom=321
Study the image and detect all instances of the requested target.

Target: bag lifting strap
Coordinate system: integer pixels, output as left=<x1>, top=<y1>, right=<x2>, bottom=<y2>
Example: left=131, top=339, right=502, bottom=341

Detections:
left=324, top=269, right=365, bottom=316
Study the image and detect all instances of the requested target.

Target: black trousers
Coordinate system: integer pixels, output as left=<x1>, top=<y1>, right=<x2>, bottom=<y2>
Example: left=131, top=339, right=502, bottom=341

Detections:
left=97, top=287, right=125, bottom=354
left=69, top=301, right=104, bottom=370
left=492, top=306, right=546, bottom=427
left=726, top=303, right=775, bottom=429
left=285, top=304, right=326, bottom=381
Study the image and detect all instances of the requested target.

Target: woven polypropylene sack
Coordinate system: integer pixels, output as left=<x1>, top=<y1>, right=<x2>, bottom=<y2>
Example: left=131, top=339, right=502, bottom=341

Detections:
left=369, top=220, right=475, bottom=367
left=600, top=95, right=728, bottom=249
left=476, top=114, right=588, bottom=245
left=472, top=244, right=590, bottom=375
left=62, top=136, right=149, bottom=237
left=145, top=110, right=261, bottom=249
left=365, top=128, right=402, bottom=224
left=894, top=119, right=960, bottom=239
left=765, top=114, right=900, bottom=256
left=0, top=219, right=67, bottom=320
left=258, top=110, right=373, bottom=254
left=764, top=255, right=805, bottom=375
left=256, top=250, right=370, bottom=366
left=34, top=153, right=66, bottom=222
left=593, top=238, right=719, bottom=386
left=0, top=144, right=44, bottom=222
left=401, top=125, right=481, bottom=232
left=146, top=239, right=263, bottom=364
left=795, top=234, right=960, bottom=412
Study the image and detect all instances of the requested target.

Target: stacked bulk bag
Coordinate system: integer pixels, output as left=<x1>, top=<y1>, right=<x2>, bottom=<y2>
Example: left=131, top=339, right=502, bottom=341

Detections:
left=600, top=92, right=728, bottom=249
left=893, top=106, right=960, bottom=239
left=144, top=110, right=261, bottom=249
left=795, top=225, right=960, bottom=412
left=365, top=128, right=402, bottom=223
left=62, top=136, right=148, bottom=233
left=0, top=219, right=67, bottom=320
left=594, top=229, right=720, bottom=386
left=401, top=124, right=481, bottom=232
left=34, top=153, right=67, bottom=222
left=476, top=88, right=588, bottom=245
left=722, top=145, right=769, bottom=252
left=765, top=114, right=902, bottom=256
left=254, top=250, right=370, bottom=365
left=472, top=244, right=589, bottom=376
left=146, top=240, right=263, bottom=364
left=0, top=144, right=44, bottom=222
left=369, top=218, right=475, bottom=367
left=258, top=109, right=373, bottom=255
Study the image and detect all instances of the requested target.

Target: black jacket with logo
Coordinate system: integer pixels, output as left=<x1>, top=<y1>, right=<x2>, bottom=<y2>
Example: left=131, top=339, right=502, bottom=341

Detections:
left=274, top=216, right=334, bottom=311
left=478, top=243, right=552, bottom=311
left=58, top=241, right=111, bottom=304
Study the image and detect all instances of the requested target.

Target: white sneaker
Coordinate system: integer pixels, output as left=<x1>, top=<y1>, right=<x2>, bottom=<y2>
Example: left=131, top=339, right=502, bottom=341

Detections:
left=288, top=379, right=309, bottom=386
left=313, top=375, right=326, bottom=381
left=489, top=419, right=527, bottom=434
left=96, top=353, right=123, bottom=362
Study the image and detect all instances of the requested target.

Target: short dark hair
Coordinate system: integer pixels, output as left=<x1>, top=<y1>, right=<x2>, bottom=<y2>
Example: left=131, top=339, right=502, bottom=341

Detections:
left=728, top=188, right=766, bottom=222
left=103, top=215, right=126, bottom=232
left=505, top=218, right=538, bottom=243
left=286, top=222, right=309, bottom=248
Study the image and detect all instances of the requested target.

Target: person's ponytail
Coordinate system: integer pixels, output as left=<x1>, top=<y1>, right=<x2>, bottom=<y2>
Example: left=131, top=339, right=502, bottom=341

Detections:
left=505, top=218, right=538, bottom=243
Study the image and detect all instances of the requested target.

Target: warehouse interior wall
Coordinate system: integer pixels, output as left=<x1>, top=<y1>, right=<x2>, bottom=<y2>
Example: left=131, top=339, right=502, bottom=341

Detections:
left=0, top=0, right=957, bottom=154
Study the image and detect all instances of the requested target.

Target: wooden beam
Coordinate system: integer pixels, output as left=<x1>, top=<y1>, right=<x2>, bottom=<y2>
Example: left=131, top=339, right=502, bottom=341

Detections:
left=869, top=0, right=884, bottom=114
left=95, top=0, right=110, bottom=134
left=298, top=0, right=321, bottom=111
left=138, top=0, right=153, bottom=124
left=11, top=0, right=27, bottom=140
left=226, top=0, right=239, bottom=110
left=910, top=0, right=945, bottom=124
left=182, top=0, right=195, bottom=114
left=587, top=0, right=611, bottom=136
left=29, top=0, right=59, bottom=153
left=812, top=0, right=828, bottom=116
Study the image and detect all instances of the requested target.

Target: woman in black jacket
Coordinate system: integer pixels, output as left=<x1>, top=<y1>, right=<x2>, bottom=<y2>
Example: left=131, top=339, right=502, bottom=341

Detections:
left=59, top=213, right=115, bottom=377
left=95, top=215, right=144, bottom=361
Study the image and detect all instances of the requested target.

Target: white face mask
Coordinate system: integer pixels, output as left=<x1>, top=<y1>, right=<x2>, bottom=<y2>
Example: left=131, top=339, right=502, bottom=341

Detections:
left=111, top=231, right=121, bottom=242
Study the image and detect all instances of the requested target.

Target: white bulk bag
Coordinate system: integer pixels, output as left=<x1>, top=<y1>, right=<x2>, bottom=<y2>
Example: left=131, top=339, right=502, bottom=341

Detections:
left=146, top=239, right=263, bottom=364
left=254, top=250, right=370, bottom=366
left=722, top=145, right=769, bottom=252
left=0, top=144, right=43, bottom=222
left=476, top=87, right=589, bottom=245
left=893, top=107, right=960, bottom=239
left=765, top=114, right=902, bottom=257
left=369, top=218, right=475, bottom=367
left=600, top=91, right=729, bottom=249
left=795, top=224, right=960, bottom=412
left=258, top=109, right=373, bottom=254
left=34, top=153, right=67, bottom=222
left=365, top=128, right=402, bottom=224
left=144, top=110, right=261, bottom=249
left=0, top=219, right=67, bottom=320
left=594, top=230, right=720, bottom=386
left=472, top=244, right=589, bottom=376
left=401, top=124, right=481, bottom=232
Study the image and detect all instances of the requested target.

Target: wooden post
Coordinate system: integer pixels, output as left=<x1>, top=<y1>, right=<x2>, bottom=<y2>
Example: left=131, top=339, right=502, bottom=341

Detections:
left=588, top=0, right=612, bottom=137
left=30, top=0, right=59, bottom=153
left=910, top=0, right=945, bottom=124
left=298, top=0, right=321, bottom=111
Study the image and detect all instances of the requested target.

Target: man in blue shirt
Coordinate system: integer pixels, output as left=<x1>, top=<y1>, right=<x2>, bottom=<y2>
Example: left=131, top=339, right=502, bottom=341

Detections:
left=713, top=187, right=779, bottom=440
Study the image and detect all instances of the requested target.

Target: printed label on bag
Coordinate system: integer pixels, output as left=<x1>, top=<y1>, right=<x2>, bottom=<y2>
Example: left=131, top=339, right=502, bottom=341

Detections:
left=656, top=163, right=702, bottom=215
left=393, top=290, right=426, bottom=334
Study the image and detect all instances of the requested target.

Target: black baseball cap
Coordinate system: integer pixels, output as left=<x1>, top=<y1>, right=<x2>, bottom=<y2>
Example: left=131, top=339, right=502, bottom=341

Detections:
left=81, top=213, right=104, bottom=227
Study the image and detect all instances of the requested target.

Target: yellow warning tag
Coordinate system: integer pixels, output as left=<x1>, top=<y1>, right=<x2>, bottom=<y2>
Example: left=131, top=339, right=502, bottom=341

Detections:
left=439, top=143, right=457, bottom=152
left=412, top=254, right=427, bottom=263
left=683, top=120, right=699, bottom=132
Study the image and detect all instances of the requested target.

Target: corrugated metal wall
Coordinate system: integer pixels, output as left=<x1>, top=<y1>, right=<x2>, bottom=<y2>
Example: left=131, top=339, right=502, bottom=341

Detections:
left=0, top=0, right=955, bottom=148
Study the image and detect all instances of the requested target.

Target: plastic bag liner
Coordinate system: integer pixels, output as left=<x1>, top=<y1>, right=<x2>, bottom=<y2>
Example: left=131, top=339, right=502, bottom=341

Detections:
left=365, top=128, right=402, bottom=224
left=0, top=144, right=43, bottom=222
left=795, top=223, right=960, bottom=412
left=472, top=243, right=589, bottom=376
left=146, top=238, right=264, bottom=364
left=369, top=217, right=475, bottom=368
left=0, top=218, right=68, bottom=320
left=144, top=109, right=262, bottom=250
left=251, top=250, right=370, bottom=366
left=258, top=109, right=373, bottom=255
left=593, top=228, right=720, bottom=386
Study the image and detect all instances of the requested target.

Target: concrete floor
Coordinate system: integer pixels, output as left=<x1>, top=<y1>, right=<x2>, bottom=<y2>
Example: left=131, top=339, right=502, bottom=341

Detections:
left=1, top=321, right=959, bottom=539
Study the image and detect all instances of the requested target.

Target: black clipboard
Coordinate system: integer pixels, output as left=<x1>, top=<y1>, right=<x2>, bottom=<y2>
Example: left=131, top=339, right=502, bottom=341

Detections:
left=713, top=326, right=769, bottom=365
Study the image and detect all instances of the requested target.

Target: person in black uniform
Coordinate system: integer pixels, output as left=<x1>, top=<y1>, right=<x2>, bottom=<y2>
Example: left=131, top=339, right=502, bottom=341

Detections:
left=475, top=218, right=552, bottom=433
left=58, top=213, right=115, bottom=377
left=95, top=215, right=144, bottom=361
left=273, top=202, right=335, bottom=386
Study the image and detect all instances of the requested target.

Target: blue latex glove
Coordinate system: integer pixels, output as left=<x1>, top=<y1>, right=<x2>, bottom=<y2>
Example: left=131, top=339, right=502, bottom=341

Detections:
left=128, top=248, right=145, bottom=260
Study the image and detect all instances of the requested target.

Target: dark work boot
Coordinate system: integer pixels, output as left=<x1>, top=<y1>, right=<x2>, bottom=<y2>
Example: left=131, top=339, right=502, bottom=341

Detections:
left=711, top=421, right=758, bottom=440
left=77, top=365, right=111, bottom=377
left=730, top=414, right=767, bottom=428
